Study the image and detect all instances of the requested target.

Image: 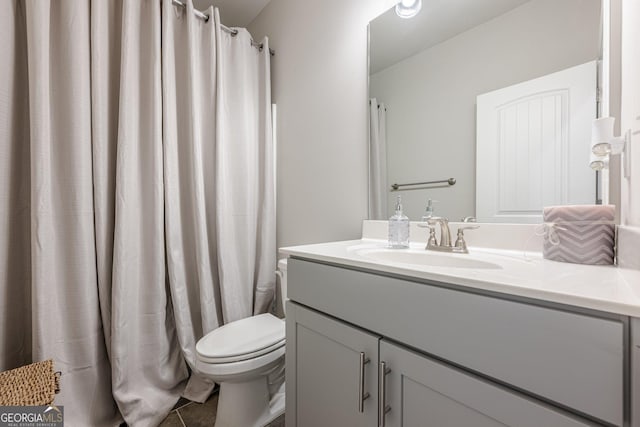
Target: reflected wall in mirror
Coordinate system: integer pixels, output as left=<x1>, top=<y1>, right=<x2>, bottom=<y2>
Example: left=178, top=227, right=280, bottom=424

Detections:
left=368, top=0, right=603, bottom=223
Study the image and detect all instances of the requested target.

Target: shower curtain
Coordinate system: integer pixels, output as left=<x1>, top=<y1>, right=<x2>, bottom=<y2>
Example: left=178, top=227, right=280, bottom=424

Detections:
left=162, top=2, right=275, bottom=401
left=0, top=0, right=275, bottom=426
left=369, top=98, right=388, bottom=220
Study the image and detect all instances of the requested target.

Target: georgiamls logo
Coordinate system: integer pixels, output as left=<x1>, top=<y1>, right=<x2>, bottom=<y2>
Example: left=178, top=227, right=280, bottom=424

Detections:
left=0, top=405, right=64, bottom=426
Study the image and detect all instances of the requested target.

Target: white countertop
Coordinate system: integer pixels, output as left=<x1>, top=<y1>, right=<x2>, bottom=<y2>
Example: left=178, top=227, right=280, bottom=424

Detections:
left=280, top=238, right=640, bottom=317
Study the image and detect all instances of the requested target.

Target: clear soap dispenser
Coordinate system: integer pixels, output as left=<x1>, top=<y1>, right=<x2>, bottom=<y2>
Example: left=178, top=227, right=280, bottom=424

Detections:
left=421, top=199, right=435, bottom=222
left=388, top=195, right=410, bottom=249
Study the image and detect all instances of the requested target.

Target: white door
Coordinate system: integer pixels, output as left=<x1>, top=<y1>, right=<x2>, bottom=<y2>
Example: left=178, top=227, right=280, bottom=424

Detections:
left=476, top=61, right=597, bottom=223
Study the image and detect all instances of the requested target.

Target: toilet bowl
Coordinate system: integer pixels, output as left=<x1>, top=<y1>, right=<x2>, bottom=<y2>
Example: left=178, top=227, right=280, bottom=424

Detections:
left=195, top=259, right=288, bottom=427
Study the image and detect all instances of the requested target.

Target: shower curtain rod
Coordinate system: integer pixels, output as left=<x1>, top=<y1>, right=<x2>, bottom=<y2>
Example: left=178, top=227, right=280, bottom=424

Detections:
left=171, top=0, right=276, bottom=56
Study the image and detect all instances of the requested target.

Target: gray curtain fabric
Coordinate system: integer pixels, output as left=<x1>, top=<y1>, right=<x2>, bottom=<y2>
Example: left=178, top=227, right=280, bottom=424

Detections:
left=92, top=1, right=189, bottom=425
left=0, top=0, right=275, bottom=425
left=216, top=27, right=276, bottom=320
left=162, top=1, right=276, bottom=402
left=162, top=1, right=221, bottom=402
left=0, top=1, right=120, bottom=425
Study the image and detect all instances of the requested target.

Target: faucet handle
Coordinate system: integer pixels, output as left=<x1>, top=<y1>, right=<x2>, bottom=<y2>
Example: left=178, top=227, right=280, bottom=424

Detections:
left=457, top=224, right=480, bottom=231
left=417, top=222, right=438, bottom=248
left=461, top=216, right=477, bottom=223
left=454, top=225, right=479, bottom=252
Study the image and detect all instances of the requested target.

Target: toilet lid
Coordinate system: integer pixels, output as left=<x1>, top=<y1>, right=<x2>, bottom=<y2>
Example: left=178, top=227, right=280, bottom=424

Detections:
left=196, top=313, right=285, bottom=364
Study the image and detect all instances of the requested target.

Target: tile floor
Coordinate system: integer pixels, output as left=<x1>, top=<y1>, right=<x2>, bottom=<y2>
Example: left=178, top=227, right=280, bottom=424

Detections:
left=159, top=391, right=285, bottom=427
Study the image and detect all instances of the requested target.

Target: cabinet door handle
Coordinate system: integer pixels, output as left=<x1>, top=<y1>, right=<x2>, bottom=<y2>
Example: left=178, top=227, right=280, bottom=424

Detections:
left=358, top=352, right=370, bottom=413
left=379, top=361, right=391, bottom=427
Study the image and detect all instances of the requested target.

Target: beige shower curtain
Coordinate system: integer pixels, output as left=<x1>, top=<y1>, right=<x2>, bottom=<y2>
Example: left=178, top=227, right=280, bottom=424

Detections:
left=0, top=0, right=275, bottom=425
left=0, top=1, right=122, bottom=425
left=162, top=0, right=275, bottom=402
left=92, top=1, right=189, bottom=425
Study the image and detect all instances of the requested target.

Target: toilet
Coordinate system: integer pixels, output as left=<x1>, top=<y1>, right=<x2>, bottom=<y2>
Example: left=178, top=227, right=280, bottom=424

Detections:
left=195, top=259, right=288, bottom=427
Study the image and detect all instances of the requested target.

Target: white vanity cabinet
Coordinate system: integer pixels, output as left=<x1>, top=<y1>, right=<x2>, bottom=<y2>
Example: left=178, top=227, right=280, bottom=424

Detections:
left=285, top=258, right=631, bottom=427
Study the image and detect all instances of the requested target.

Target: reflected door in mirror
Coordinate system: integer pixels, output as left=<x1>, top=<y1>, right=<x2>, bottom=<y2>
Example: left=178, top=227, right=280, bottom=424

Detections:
left=476, top=61, right=597, bottom=223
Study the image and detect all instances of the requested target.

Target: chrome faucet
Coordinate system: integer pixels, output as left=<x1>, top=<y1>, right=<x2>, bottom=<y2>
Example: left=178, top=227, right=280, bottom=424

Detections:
left=419, top=216, right=478, bottom=254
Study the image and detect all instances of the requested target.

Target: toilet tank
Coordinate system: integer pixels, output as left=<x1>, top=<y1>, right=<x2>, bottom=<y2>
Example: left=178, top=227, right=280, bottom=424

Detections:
left=276, top=259, right=288, bottom=316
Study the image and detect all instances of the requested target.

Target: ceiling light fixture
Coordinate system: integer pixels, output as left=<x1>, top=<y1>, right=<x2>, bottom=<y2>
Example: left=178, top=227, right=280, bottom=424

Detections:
left=396, top=0, right=422, bottom=19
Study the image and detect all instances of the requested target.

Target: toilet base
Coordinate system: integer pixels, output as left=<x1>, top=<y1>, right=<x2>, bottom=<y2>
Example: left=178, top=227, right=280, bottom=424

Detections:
left=214, top=377, right=285, bottom=427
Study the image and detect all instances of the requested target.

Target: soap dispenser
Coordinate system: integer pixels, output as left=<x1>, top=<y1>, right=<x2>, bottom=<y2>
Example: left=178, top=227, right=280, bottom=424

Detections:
left=421, top=199, right=436, bottom=222
left=388, top=195, right=410, bottom=249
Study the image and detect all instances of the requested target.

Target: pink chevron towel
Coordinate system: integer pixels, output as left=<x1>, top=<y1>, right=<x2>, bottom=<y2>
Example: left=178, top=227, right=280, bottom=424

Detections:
left=542, top=205, right=615, bottom=265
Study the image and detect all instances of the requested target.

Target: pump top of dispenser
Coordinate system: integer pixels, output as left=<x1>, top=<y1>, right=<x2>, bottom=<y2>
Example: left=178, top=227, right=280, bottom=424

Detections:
left=395, top=196, right=403, bottom=213
left=421, top=199, right=437, bottom=222
left=391, top=196, right=409, bottom=219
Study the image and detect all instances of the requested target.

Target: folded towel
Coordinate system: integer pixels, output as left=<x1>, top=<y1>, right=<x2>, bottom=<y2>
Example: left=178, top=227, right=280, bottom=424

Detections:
left=542, top=205, right=615, bottom=265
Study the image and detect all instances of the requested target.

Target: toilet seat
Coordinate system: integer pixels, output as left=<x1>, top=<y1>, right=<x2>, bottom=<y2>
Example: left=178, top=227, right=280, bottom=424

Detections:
left=196, top=345, right=285, bottom=379
left=196, top=313, right=285, bottom=364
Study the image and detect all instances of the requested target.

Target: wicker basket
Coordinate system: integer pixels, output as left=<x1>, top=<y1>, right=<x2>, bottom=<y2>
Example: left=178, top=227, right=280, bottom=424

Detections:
left=0, top=359, right=60, bottom=406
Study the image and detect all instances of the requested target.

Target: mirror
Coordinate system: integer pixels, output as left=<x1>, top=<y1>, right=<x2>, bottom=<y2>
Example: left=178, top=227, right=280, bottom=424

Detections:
left=368, top=0, right=603, bottom=223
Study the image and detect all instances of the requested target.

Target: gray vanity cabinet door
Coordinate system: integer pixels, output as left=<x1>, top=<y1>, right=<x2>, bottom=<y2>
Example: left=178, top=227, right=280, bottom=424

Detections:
left=379, top=340, right=595, bottom=427
left=286, top=303, right=379, bottom=427
left=633, top=318, right=640, bottom=427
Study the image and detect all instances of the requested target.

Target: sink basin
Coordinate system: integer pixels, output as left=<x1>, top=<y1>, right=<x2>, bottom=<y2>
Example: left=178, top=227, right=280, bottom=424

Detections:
left=355, top=248, right=502, bottom=270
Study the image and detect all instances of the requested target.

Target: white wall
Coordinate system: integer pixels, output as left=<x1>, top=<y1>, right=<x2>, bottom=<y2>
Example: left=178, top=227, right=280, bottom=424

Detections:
left=249, top=0, right=396, bottom=248
left=370, top=0, right=600, bottom=221
left=620, top=0, right=640, bottom=226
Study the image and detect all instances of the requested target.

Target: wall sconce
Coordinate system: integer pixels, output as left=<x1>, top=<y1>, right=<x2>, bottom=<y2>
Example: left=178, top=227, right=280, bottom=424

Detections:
left=396, top=0, right=422, bottom=19
left=590, top=117, right=631, bottom=177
